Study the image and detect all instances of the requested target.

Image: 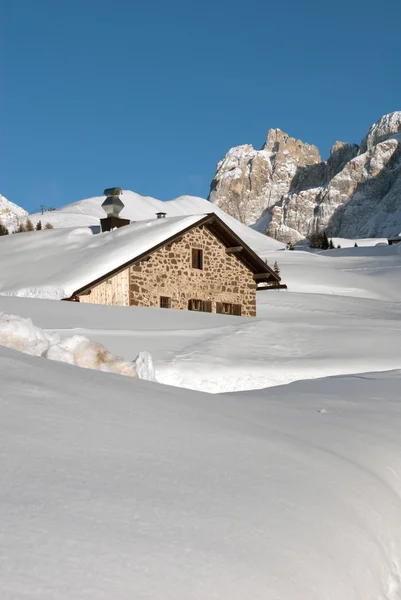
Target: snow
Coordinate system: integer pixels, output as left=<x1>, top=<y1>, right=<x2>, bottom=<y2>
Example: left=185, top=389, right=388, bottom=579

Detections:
left=11, top=189, right=285, bottom=253
left=1, top=241, right=401, bottom=394
left=0, top=215, right=206, bottom=299
left=0, top=312, right=154, bottom=379
left=2, top=205, right=401, bottom=597
left=328, top=236, right=390, bottom=247
left=1, top=344, right=401, bottom=599
left=0, top=193, right=27, bottom=225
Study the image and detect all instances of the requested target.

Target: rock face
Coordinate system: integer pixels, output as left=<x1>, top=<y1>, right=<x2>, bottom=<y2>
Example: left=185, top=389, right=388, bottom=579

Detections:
left=208, top=112, right=401, bottom=242
left=0, top=194, right=27, bottom=227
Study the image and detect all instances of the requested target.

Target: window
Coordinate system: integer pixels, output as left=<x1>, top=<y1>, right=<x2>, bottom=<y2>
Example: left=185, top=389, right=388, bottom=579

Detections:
left=160, top=296, right=171, bottom=309
left=232, top=304, right=242, bottom=316
left=221, top=303, right=232, bottom=315
left=188, top=298, right=202, bottom=311
left=216, top=303, right=242, bottom=316
left=191, top=248, right=203, bottom=269
left=188, top=299, right=212, bottom=312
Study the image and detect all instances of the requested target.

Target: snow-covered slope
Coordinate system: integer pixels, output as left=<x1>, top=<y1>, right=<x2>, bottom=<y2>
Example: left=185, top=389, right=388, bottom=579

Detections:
left=23, top=190, right=284, bottom=253
left=0, top=193, right=27, bottom=225
left=1, top=342, right=401, bottom=599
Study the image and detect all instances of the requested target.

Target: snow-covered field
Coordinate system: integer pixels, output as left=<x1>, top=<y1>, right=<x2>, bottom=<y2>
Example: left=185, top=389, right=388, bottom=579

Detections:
left=1, top=241, right=400, bottom=393
left=1, top=344, right=401, bottom=599
left=1, top=225, right=401, bottom=597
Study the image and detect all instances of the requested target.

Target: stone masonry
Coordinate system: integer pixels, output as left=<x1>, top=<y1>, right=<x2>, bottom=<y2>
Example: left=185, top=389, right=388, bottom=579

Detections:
left=129, top=224, right=256, bottom=316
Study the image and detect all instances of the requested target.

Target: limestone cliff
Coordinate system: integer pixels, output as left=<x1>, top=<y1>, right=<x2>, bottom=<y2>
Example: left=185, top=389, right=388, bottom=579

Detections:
left=208, top=112, right=401, bottom=242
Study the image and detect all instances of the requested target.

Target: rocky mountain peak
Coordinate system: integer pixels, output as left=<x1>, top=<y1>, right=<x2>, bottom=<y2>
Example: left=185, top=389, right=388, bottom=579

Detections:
left=327, top=141, right=359, bottom=179
left=209, top=111, right=401, bottom=242
left=208, top=128, right=322, bottom=227
left=360, top=111, right=401, bottom=153
left=263, top=128, right=321, bottom=165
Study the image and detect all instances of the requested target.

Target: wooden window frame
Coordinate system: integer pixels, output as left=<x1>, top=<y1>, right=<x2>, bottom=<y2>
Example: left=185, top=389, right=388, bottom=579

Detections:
left=191, top=248, right=203, bottom=270
left=189, top=298, right=202, bottom=311
left=188, top=299, right=212, bottom=313
left=216, top=302, right=242, bottom=316
left=160, top=296, right=171, bottom=309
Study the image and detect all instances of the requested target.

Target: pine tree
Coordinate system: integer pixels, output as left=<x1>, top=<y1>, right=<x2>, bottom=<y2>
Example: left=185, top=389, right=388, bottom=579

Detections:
left=337, top=244, right=341, bottom=249
left=44, top=222, right=54, bottom=229
left=328, top=239, right=335, bottom=249
left=36, top=220, right=42, bottom=230
left=0, top=220, right=9, bottom=235
left=321, top=231, right=329, bottom=250
left=286, top=242, right=294, bottom=251
left=273, top=260, right=280, bottom=285
left=25, top=218, right=34, bottom=231
left=354, top=242, right=358, bottom=247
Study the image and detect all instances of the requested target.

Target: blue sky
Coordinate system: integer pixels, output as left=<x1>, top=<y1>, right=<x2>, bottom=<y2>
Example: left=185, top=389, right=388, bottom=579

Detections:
left=2, top=0, right=400, bottom=213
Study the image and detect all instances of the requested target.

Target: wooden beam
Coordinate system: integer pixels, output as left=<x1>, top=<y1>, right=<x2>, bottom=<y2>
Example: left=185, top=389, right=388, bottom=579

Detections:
left=257, top=284, right=288, bottom=291
left=253, top=273, right=273, bottom=280
left=225, top=245, right=243, bottom=254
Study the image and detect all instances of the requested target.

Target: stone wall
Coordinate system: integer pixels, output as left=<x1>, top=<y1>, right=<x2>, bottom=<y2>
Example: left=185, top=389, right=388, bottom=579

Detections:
left=129, top=225, right=256, bottom=316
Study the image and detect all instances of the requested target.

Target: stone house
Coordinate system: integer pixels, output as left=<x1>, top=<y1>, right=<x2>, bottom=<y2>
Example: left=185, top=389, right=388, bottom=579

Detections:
left=70, top=214, right=283, bottom=317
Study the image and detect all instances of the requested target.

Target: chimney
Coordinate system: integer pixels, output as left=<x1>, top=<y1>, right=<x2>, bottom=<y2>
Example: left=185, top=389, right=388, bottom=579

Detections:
left=100, top=187, right=130, bottom=232
left=156, top=212, right=167, bottom=219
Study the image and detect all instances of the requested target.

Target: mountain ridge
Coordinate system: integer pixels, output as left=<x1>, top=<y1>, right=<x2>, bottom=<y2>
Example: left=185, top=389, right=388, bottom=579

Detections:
left=208, top=111, right=401, bottom=242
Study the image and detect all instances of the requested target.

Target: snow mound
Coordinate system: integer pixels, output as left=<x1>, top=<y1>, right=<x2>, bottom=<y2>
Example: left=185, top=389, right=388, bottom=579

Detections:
left=0, top=312, right=155, bottom=380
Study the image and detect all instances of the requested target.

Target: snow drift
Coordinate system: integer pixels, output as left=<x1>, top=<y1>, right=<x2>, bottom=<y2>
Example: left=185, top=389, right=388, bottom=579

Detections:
left=1, top=343, right=401, bottom=599
left=0, top=312, right=155, bottom=380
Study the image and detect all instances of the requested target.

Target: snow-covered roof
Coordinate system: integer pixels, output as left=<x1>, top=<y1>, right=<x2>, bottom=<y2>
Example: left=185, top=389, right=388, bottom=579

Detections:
left=0, top=214, right=276, bottom=300
left=0, top=215, right=208, bottom=300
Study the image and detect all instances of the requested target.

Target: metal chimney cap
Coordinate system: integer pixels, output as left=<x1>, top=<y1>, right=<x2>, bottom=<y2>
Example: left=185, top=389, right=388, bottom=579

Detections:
left=104, top=187, right=122, bottom=196
left=102, top=195, right=125, bottom=217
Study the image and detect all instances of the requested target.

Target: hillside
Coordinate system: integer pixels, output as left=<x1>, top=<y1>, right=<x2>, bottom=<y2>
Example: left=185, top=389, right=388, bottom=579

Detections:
left=209, top=111, right=401, bottom=243
left=7, top=190, right=284, bottom=254
left=0, top=193, right=27, bottom=226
